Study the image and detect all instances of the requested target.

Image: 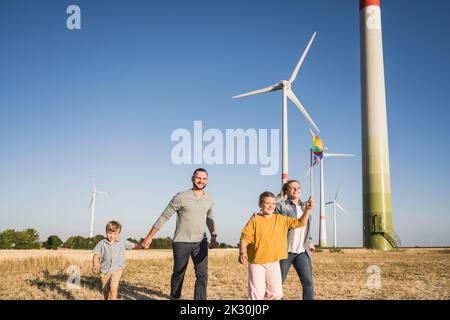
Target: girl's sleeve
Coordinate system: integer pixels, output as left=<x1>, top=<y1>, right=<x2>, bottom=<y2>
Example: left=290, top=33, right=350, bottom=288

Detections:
left=240, top=216, right=255, bottom=245
left=286, top=216, right=305, bottom=229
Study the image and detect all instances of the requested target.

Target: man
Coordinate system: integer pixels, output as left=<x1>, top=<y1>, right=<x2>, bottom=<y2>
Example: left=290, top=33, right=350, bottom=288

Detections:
left=276, top=179, right=315, bottom=300
left=141, top=168, right=217, bottom=300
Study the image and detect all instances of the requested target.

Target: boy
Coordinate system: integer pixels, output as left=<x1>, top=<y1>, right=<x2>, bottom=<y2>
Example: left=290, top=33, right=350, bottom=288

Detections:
left=92, top=220, right=141, bottom=300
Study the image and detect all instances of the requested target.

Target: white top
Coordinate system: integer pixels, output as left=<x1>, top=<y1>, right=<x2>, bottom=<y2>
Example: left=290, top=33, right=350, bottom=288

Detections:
left=287, top=205, right=306, bottom=253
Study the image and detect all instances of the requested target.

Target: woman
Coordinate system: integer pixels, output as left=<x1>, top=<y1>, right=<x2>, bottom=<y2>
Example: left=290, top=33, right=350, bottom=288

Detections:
left=276, top=180, right=315, bottom=300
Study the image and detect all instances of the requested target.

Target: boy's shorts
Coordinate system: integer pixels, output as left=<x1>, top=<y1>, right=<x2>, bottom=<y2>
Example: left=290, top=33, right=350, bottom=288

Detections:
left=100, top=269, right=123, bottom=291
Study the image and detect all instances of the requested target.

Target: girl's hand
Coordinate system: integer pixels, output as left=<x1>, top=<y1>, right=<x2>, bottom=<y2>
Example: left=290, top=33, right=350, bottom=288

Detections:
left=238, top=251, right=248, bottom=264
left=92, top=265, right=99, bottom=273
left=306, top=197, right=314, bottom=210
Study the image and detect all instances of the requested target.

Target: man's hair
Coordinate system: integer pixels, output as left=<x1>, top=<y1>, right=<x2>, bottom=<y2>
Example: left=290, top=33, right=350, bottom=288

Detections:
left=192, top=168, right=208, bottom=177
left=259, top=191, right=276, bottom=206
left=106, top=221, right=122, bottom=233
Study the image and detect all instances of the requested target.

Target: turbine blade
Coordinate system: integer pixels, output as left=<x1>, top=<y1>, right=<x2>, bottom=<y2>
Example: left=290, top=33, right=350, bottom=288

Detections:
left=335, top=186, right=341, bottom=200
left=96, top=191, right=111, bottom=195
left=304, top=165, right=313, bottom=179
left=289, top=32, right=317, bottom=83
left=325, top=201, right=333, bottom=205
left=335, top=201, right=350, bottom=216
left=286, top=89, right=320, bottom=132
left=323, top=153, right=355, bottom=158
left=232, top=84, right=281, bottom=99
left=88, top=197, right=93, bottom=210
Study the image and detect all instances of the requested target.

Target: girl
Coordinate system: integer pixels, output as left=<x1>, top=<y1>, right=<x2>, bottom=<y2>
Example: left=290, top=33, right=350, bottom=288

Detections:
left=239, top=191, right=314, bottom=300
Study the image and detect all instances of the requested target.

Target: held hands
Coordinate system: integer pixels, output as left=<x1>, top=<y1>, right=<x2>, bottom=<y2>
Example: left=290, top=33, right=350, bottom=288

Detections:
left=141, top=237, right=152, bottom=249
left=238, top=251, right=248, bottom=264
left=92, top=264, right=99, bottom=273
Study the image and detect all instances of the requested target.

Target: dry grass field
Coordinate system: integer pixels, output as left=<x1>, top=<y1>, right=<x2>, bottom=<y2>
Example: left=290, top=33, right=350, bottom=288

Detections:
left=0, top=248, right=448, bottom=300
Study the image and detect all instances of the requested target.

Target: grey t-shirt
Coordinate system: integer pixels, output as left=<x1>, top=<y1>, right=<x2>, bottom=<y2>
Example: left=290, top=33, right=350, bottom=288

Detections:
left=153, top=189, right=215, bottom=243
left=93, top=238, right=135, bottom=273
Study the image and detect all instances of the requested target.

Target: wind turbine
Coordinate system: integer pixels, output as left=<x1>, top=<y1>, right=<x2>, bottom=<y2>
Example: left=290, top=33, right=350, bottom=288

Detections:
left=88, top=179, right=111, bottom=238
left=307, top=129, right=354, bottom=247
left=326, top=187, right=350, bottom=248
left=232, top=32, right=320, bottom=185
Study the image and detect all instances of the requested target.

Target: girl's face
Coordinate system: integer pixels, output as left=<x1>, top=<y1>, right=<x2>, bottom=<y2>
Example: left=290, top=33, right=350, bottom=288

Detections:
left=259, top=197, right=276, bottom=215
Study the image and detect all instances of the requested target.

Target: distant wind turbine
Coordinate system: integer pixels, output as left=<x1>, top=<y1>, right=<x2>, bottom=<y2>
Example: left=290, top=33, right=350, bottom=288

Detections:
left=232, top=32, right=320, bottom=184
left=326, top=187, right=350, bottom=248
left=88, top=179, right=111, bottom=238
left=306, top=129, right=354, bottom=247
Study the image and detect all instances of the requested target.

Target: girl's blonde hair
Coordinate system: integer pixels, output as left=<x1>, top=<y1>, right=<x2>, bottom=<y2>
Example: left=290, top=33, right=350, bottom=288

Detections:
left=258, top=191, right=276, bottom=206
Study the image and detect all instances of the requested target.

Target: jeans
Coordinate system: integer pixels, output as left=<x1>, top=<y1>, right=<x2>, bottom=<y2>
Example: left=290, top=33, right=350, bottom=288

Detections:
left=171, top=238, right=208, bottom=300
left=280, top=252, right=314, bottom=300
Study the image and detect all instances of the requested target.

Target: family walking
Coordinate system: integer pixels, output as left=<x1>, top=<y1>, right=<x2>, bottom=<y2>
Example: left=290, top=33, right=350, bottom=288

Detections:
left=91, top=169, right=315, bottom=300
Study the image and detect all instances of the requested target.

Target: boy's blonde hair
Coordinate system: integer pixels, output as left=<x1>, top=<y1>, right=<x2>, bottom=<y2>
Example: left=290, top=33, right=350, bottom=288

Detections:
left=258, top=191, right=276, bottom=206
left=106, top=221, right=122, bottom=233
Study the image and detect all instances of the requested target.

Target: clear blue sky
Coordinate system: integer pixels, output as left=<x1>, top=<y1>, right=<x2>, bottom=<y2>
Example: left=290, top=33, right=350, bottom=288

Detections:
left=1, top=0, right=449, bottom=247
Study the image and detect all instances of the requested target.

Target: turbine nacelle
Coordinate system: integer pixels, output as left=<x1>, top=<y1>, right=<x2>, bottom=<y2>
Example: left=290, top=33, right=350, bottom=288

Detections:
left=280, top=80, right=291, bottom=89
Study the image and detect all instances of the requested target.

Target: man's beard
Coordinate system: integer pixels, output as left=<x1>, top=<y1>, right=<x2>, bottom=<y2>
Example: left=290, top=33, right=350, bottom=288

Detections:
left=193, top=182, right=207, bottom=190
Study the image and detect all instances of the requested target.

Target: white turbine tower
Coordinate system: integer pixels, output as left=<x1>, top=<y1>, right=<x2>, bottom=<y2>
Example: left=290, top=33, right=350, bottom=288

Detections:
left=307, top=129, right=354, bottom=248
left=232, top=32, right=321, bottom=185
left=318, top=151, right=354, bottom=247
left=88, top=179, right=111, bottom=238
left=326, top=187, right=350, bottom=248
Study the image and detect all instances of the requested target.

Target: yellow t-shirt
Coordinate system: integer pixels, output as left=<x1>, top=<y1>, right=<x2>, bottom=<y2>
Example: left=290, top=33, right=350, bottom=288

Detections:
left=240, top=213, right=305, bottom=264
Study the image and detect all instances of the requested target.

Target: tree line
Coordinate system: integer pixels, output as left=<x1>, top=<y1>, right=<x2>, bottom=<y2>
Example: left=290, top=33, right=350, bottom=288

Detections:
left=0, top=228, right=236, bottom=250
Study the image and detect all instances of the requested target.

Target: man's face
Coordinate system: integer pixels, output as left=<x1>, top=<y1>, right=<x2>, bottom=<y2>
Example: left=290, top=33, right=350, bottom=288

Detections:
left=192, top=171, right=208, bottom=190
left=287, top=182, right=301, bottom=200
left=106, top=231, right=120, bottom=243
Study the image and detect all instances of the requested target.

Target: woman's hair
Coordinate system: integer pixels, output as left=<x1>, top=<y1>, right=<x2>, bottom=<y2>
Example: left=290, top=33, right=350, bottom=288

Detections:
left=277, top=179, right=301, bottom=201
left=258, top=191, right=276, bottom=206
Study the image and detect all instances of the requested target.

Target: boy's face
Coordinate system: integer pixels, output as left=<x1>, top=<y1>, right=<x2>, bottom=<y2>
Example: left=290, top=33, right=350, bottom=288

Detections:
left=259, top=197, right=275, bottom=215
left=106, top=231, right=120, bottom=243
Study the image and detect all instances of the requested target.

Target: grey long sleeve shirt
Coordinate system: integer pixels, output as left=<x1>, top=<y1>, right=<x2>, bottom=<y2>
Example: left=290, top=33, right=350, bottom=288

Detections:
left=153, top=189, right=215, bottom=243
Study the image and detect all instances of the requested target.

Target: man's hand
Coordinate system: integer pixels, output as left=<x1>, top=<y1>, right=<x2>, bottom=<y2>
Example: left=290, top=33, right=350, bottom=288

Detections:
left=209, top=235, right=219, bottom=249
left=238, top=251, right=248, bottom=264
left=92, top=265, right=99, bottom=273
left=141, top=237, right=152, bottom=249
left=309, top=243, right=315, bottom=253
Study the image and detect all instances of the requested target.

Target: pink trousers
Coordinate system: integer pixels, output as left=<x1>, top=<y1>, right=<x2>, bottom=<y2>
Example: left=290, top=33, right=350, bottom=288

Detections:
left=248, top=261, right=283, bottom=300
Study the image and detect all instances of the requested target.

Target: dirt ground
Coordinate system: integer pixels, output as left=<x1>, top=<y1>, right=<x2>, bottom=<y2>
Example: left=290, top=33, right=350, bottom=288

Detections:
left=0, top=248, right=448, bottom=300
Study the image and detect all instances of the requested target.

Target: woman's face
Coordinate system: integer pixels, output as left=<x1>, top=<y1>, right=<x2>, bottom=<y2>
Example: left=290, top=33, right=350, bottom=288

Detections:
left=259, top=197, right=275, bottom=214
left=287, top=182, right=301, bottom=200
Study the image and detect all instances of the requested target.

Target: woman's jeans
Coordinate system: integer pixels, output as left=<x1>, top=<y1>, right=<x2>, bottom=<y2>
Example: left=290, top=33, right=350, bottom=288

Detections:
left=279, top=252, right=314, bottom=300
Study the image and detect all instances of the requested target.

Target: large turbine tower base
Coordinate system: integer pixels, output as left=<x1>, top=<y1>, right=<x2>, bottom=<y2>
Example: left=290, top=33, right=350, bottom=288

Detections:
left=360, top=0, right=394, bottom=250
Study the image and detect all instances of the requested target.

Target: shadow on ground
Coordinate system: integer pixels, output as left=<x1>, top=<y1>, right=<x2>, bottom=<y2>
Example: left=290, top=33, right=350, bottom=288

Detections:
left=29, top=271, right=171, bottom=300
